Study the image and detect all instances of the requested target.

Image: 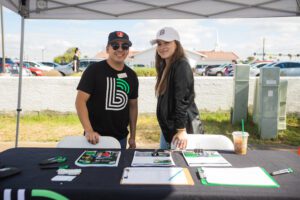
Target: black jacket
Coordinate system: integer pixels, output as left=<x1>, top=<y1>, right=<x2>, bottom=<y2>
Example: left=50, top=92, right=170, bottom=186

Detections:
left=156, top=58, right=200, bottom=143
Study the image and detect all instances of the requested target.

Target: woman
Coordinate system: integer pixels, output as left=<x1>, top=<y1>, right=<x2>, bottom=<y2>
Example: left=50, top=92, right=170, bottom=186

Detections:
left=73, top=47, right=80, bottom=72
left=150, top=27, right=203, bottom=149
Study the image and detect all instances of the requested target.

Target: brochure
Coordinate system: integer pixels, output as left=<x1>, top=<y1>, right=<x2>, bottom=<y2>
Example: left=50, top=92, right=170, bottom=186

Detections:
left=131, top=151, right=175, bottom=167
left=121, top=167, right=194, bottom=185
left=182, top=150, right=231, bottom=167
left=75, top=150, right=121, bottom=167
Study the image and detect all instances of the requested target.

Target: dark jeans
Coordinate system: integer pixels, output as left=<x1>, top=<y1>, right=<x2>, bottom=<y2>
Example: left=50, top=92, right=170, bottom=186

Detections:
left=119, top=137, right=127, bottom=149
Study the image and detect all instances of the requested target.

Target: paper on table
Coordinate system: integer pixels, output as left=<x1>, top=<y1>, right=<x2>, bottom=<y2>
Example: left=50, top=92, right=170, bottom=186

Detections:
left=201, top=167, right=279, bottom=187
left=131, top=151, right=175, bottom=166
left=51, top=175, right=76, bottom=182
left=183, top=151, right=231, bottom=167
left=121, top=167, right=194, bottom=185
left=75, top=150, right=121, bottom=167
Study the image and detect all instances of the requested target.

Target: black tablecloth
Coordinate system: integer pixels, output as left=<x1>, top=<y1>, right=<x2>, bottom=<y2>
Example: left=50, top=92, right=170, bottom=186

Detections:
left=0, top=148, right=299, bottom=200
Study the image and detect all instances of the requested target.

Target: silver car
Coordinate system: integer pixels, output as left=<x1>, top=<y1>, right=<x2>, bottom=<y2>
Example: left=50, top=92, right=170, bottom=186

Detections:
left=195, top=65, right=207, bottom=76
left=266, top=61, right=300, bottom=76
left=56, top=62, right=74, bottom=76
left=79, top=59, right=103, bottom=72
left=205, top=64, right=227, bottom=76
left=56, top=59, right=103, bottom=76
left=249, top=62, right=273, bottom=77
left=41, top=62, right=61, bottom=68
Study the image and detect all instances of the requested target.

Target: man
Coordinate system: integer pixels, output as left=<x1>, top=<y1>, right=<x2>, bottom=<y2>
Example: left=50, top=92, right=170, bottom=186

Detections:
left=73, top=48, right=80, bottom=72
left=75, top=31, right=139, bottom=149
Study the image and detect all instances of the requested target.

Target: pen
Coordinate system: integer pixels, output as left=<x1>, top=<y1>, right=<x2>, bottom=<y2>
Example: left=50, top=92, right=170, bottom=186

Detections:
left=122, top=168, right=130, bottom=179
left=271, top=168, right=293, bottom=176
left=168, top=169, right=183, bottom=181
left=40, top=164, right=69, bottom=170
left=198, top=168, right=206, bottom=179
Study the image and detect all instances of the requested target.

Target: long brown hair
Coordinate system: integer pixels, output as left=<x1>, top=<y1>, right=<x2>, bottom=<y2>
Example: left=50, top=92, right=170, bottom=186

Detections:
left=155, top=40, right=186, bottom=96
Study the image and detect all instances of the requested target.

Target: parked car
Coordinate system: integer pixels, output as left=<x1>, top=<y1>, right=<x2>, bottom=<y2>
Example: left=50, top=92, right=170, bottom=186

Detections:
left=40, top=62, right=61, bottom=68
left=79, top=59, right=103, bottom=71
left=18, top=62, right=44, bottom=76
left=251, top=60, right=274, bottom=65
left=23, top=61, right=53, bottom=71
left=9, top=64, right=32, bottom=77
left=205, top=64, right=227, bottom=76
left=56, top=59, right=102, bottom=76
left=249, top=61, right=273, bottom=77
left=55, top=62, right=74, bottom=76
left=0, top=57, right=15, bottom=73
left=265, top=61, right=300, bottom=76
left=195, top=65, right=207, bottom=76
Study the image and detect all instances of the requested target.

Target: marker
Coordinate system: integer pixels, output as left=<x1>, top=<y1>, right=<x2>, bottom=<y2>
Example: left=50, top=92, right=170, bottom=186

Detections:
left=168, top=169, right=183, bottom=181
left=271, top=168, right=293, bottom=176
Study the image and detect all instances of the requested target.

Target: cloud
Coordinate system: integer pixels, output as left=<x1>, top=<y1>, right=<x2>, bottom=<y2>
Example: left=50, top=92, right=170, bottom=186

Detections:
left=130, top=20, right=213, bottom=51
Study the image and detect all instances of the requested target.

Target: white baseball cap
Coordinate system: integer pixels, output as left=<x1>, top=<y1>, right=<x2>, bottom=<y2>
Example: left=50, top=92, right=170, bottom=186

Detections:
left=150, top=27, right=180, bottom=45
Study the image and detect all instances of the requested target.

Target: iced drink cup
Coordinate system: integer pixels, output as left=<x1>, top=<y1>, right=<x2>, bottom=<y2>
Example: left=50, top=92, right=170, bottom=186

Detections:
left=232, top=131, right=249, bottom=155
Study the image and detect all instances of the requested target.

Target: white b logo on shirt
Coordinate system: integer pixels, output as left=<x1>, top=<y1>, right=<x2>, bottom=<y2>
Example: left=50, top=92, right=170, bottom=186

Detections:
left=105, top=77, right=129, bottom=111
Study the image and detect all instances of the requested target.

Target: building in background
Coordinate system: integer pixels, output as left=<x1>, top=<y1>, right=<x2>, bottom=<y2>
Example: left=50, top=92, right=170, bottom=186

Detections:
left=197, top=50, right=239, bottom=65
left=94, top=50, right=140, bottom=66
left=94, top=48, right=239, bottom=68
left=123, top=47, right=206, bottom=68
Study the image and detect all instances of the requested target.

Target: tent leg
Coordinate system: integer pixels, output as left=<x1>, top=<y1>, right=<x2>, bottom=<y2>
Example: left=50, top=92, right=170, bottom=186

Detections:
left=15, top=17, right=25, bottom=148
left=0, top=5, right=5, bottom=74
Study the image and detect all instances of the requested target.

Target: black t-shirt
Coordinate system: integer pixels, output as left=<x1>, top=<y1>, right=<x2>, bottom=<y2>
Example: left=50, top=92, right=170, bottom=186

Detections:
left=73, top=55, right=79, bottom=62
left=77, top=60, right=139, bottom=140
left=73, top=55, right=79, bottom=69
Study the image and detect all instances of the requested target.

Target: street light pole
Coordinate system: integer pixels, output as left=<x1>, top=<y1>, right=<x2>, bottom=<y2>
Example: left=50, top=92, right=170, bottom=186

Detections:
left=262, top=37, right=265, bottom=60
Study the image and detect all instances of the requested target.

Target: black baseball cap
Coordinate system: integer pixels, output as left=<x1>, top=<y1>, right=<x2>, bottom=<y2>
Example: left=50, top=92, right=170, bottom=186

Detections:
left=108, top=31, right=132, bottom=46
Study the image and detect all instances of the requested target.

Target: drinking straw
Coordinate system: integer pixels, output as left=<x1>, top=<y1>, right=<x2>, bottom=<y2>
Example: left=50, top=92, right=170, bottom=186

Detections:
left=241, top=119, right=245, bottom=134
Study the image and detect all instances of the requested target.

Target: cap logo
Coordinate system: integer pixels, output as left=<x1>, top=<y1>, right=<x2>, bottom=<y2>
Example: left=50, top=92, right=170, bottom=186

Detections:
left=159, top=29, right=165, bottom=36
left=116, top=31, right=124, bottom=38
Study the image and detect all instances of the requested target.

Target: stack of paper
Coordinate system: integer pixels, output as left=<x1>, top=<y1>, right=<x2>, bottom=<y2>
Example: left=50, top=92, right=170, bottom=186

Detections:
left=198, top=167, right=280, bottom=188
left=75, top=150, right=121, bottom=167
left=121, top=167, right=194, bottom=185
left=131, top=151, right=175, bottom=167
left=183, top=151, right=231, bottom=167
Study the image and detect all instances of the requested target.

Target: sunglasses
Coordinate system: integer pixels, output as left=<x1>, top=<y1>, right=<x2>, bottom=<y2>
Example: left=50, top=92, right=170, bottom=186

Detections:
left=110, top=43, right=130, bottom=51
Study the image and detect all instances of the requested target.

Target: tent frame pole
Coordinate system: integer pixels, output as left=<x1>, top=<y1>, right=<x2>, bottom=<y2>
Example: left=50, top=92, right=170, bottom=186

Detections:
left=15, top=16, right=25, bottom=148
left=1, top=5, right=5, bottom=73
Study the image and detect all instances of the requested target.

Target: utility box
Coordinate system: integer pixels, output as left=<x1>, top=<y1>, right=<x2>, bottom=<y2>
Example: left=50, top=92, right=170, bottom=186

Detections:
left=257, top=67, right=280, bottom=139
left=252, top=78, right=260, bottom=124
left=231, top=64, right=250, bottom=124
left=278, top=80, right=288, bottom=130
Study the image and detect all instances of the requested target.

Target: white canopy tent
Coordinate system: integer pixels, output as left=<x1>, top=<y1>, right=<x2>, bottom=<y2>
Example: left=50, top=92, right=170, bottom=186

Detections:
left=2, top=0, right=300, bottom=19
left=0, top=0, right=299, bottom=147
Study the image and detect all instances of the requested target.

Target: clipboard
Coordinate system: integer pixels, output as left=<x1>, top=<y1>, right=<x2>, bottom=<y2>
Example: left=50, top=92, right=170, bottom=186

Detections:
left=120, top=167, right=194, bottom=185
left=198, top=167, right=280, bottom=188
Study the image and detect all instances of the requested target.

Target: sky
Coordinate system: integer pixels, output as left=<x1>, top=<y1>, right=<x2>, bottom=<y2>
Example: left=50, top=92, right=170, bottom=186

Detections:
left=1, top=7, right=300, bottom=62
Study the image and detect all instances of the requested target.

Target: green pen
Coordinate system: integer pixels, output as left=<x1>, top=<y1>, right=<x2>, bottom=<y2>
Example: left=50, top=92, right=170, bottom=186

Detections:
left=168, top=169, right=183, bottom=181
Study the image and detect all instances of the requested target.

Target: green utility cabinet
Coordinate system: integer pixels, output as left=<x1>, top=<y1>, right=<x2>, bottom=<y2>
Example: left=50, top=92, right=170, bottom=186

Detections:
left=231, top=64, right=250, bottom=124
left=257, top=67, right=280, bottom=139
